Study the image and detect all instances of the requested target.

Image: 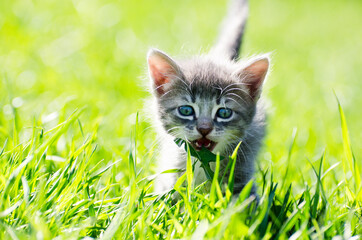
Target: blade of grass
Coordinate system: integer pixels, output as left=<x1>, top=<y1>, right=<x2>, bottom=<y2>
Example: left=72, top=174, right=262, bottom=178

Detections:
left=186, top=143, right=193, bottom=200
left=228, top=141, right=242, bottom=193
left=210, top=153, right=222, bottom=206
left=281, top=128, right=297, bottom=190
left=0, top=138, right=7, bottom=157
left=336, top=95, right=361, bottom=195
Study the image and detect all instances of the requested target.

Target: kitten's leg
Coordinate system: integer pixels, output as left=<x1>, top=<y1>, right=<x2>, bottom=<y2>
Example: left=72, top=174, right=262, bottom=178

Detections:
left=154, top=139, right=185, bottom=194
left=154, top=173, right=177, bottom=194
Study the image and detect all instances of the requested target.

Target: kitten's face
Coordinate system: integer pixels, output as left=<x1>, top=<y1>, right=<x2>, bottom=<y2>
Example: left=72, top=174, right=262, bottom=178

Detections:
left=156, top=79, right=254, bottom=154
left=148, top=49, right=269, bottom=154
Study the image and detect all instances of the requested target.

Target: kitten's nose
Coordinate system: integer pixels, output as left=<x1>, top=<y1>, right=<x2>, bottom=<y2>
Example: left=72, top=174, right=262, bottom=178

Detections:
left=197, top=127, right=212, bottom=137
left=197, top=119, right=213, bottom=137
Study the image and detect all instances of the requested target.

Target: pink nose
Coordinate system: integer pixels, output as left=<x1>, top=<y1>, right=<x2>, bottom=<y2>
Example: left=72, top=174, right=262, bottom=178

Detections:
left=197, top=127, right=212, bottom=136
left=197, top=117, right=213, bottom=136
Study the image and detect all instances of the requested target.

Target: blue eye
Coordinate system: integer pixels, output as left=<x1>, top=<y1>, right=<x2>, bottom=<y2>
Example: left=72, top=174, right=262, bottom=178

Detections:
left=178, top=105, right=194, bottom=116
left=216, top=108, right=233, bottom=119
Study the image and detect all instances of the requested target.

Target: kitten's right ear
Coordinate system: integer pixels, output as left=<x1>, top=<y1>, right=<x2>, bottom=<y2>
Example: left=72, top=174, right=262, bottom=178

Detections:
left=234, top=56, right=270, bottom=101
left=147, top=49, right=182, bottom=96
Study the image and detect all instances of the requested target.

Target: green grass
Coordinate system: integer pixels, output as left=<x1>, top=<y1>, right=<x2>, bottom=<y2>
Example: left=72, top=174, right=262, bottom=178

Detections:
left=0, top=0, right=361, bottom=238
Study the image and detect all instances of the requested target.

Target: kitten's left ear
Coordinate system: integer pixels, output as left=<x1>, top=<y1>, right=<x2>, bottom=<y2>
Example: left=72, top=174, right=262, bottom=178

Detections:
left=234, top=56, right=270, bottom=101
left=147, top=49, right=183, bottom=96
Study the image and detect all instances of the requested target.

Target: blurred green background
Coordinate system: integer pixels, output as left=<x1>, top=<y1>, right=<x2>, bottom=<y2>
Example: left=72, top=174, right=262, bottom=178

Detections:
left=0, top=0, right=361, bottom=191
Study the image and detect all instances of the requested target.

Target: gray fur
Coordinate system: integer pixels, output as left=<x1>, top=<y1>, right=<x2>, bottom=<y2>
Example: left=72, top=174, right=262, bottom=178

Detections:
left=148, top=0, right=269, bottom=195
left=210, top=0, right=248, bottom=60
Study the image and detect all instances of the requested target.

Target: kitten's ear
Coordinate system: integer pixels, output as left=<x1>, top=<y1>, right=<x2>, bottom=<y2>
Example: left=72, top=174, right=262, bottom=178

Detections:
left=147, top=49, right=183, bottom=96
left=234, top=56, right=270, bottom=101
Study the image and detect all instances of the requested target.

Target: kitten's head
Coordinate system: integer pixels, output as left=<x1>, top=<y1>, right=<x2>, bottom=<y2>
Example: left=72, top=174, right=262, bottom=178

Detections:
left=147, top=49, right=269, bottom=154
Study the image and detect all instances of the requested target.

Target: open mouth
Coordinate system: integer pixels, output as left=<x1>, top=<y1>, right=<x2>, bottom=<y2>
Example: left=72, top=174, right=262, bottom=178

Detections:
left=191, top=138, right=216, bottom=151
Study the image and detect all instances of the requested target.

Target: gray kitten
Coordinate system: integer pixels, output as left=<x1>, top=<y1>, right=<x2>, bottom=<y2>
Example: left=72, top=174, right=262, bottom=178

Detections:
left=147, top=0, right=269, bottom=195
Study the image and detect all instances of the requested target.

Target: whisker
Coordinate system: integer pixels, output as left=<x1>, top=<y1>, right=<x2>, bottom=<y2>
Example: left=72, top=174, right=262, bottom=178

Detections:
left=221, top=83, right=252, bottom=99
left=224, top=92, right=248, bottom=105
left=166, top=126, right=182, bottom=134
left=224, top=97, right=244, bottom=109
left=160, top=89, right=176, bottom=99
left=172, top=75, right=194, bottom=98
left=222, top=82, right=245, bottom=92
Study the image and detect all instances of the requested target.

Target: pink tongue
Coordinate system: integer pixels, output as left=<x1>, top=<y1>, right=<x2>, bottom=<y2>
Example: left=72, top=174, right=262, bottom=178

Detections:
left=197, top=138, right=211, bottom=147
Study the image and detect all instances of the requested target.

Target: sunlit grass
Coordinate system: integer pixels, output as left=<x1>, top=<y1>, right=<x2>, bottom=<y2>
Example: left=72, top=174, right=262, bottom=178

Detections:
left=0, top=107, right=360, bottom=238
left=0, top=0, right=361, bottom=238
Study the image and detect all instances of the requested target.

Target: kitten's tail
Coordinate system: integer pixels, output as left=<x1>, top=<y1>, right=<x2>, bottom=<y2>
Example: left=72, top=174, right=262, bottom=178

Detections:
left=209, top=0, right=248, bottom=61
